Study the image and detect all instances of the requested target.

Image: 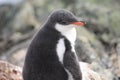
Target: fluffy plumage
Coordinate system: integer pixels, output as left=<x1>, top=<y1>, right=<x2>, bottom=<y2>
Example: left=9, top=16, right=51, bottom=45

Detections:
left=23, top=9, right=82, bottom=80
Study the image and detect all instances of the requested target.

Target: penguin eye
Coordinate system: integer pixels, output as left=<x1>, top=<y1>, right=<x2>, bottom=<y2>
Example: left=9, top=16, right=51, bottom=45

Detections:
left=59, top=19, right=69, bottom=25
left=61, top=20, right=67, bottom=24
left=58, top=18, right=68, bottom=25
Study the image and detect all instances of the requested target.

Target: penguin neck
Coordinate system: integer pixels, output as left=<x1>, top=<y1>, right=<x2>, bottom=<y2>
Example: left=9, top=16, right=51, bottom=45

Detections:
left=55, top=23, right=76, bottom=45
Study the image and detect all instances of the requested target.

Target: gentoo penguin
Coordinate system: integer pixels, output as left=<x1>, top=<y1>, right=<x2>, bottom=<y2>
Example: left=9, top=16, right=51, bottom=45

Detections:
left=23, top=9, right=85, bottom=80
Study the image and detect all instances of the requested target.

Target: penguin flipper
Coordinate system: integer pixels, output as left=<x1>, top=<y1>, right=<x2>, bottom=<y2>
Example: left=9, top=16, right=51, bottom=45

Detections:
left=63, top=50, right=82, bottom=80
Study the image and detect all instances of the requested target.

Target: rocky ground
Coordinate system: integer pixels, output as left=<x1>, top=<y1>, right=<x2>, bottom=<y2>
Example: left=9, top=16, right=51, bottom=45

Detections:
left=0, top=60, right=106, bottom=80
left=0, top=61, right=22, bottom=80
left=0, top=0, right=120, bottom=80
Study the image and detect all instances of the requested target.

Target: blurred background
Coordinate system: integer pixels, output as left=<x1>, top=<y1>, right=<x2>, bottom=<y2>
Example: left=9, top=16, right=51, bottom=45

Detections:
left=0, top=0, right=120, bottom=80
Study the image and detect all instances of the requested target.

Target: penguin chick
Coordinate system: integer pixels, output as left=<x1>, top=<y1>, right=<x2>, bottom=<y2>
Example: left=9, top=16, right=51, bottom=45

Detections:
left=23, top=9, right=85, bottom=80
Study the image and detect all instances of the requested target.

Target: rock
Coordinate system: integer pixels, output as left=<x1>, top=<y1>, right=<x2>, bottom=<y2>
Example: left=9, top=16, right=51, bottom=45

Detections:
left=0, top=1, right=39, bottom=54
left=0, top=60, right=104, bottom=80
left=0, top=1, right=39, bottom=34
left=79, top=62, right=105, bottom=80
left=75, top=37, right=97, bottom=62
left=0, top=40, right=29, bottom=67
left=0, top=61, right=23, bottom=80
left=73, top=3, right=120, bottom=52
left=0, top=4, right=15, bottom=33
left=11, top=1, right=39, bottom=32
left=76, top=27, right=115, bottom=80
left=76, top=27, right=105, bottom=62
left=91, top=62, right=114, bottom=80
left=116, top=42, right=120, bottom=77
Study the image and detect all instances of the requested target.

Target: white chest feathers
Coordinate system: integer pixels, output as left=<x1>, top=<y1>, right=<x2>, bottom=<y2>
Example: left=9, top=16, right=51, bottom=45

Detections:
left=55, top=23, right=77, bottom=63
left=55, top=23, right=76, bottom=45
left=55, top=23, right=77, bottom=80
left=56, top=38, right=65, bottom=63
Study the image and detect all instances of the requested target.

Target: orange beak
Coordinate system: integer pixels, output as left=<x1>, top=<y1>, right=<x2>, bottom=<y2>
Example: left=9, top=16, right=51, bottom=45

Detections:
left=72, top=21, right=85, bottom=26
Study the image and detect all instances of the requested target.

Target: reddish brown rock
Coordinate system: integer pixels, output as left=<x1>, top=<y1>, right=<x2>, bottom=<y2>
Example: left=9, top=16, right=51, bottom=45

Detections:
left=0, top=60, right=105, bottom=80
left=0, top=61, right=23, bottom=80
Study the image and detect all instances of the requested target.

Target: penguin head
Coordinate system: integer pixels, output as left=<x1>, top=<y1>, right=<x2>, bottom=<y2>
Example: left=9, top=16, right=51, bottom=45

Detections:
left=48, top=9, right=85, bottom=27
